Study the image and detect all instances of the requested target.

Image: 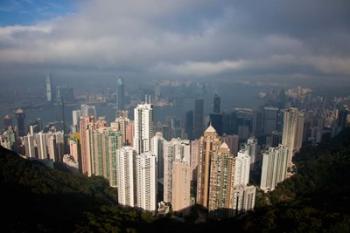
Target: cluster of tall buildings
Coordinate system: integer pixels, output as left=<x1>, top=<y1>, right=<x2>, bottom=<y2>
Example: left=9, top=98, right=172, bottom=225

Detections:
left=6, top=82, right=350, bottom=219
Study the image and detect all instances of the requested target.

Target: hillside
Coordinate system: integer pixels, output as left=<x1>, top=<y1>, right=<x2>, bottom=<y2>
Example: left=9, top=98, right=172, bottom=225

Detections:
left=1, top=129, right=350, bottom=232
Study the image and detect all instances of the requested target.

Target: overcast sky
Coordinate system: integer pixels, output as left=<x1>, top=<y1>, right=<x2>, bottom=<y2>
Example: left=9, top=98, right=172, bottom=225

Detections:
left=0, top=0, right=350, bottom=83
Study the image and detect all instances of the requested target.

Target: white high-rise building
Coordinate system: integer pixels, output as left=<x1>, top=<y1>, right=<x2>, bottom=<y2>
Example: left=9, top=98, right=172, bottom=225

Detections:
left=133, top=103, right=153, bottom=154
left=151, top=132, right=166, bottom=181
left=163, top=138, right=190, bottom=203
left=117, top=146, right=136, bottom=207
left=135, top=152, right=157, bottom=211
left=232, top=185, right=256, bottom=214
left=282, top=108, right=304, bottom=167
left=24, top=134, right=35, bottom=158
left=234, top=149, right=251, bottom=187
left=36, top=132, right=47, bottom=160
left=260, top=145, right=289, bottom=192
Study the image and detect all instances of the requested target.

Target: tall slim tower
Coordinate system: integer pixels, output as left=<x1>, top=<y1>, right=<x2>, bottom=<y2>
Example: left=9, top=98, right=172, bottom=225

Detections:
left=260, top=145, right=289, bottom=192
left=163, top=138, right=190, bottom=203
left=133, top=102, right=153, bottom=154
left=46, top=74, right=52, bottom=102
left=193, top=99, right=204, bottom=139
left=117, top=146, right=136, bottom=207
left=196, top=124, right=222, bottom=208
left=208, top=142, right=235, bottom=217
left=15, top=108, right=26, bottom=137
left=116, top=77, right=125, bottom=112
left=135, top=152, right=157, bottom=211
left=282, top=108, right=304, bottom=166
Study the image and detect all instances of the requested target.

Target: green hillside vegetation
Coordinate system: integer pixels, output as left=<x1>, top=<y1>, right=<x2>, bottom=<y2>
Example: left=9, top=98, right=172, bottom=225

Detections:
left=1, top=128, right=350, bottom=232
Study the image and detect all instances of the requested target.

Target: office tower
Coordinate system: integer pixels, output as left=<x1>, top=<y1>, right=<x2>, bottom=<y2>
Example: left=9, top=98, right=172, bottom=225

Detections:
left=135, top=152, right=157, bottom=211
left=23, top=134, right=35, bottom=158
left=151, top=132, right=166, bottom=181
left=196, top=125, right=222, bottom=208
left=263, top=107, right=279, bottom=135
left=79, top=116, right=94, bottom=175
left=72, top=110, right=81, bottom=133
left=116, top=77, right=125, bottom=112
left=193, top=99, right=204, bottom=139
left=282, top=108, right=304, bottom=166
left=163, top=138, right=190, bottom=203
left=15, top=108, right=26, bottom=137
left=223, top=112, right=238, bottom=135
left=185, top=110, right=194, bottom=140
left=35, top=132, right=47, bottom=160
left=81, top=104, right=96, bottom=117
left=223, top=134, right=239, bottom=155
left=172, top=159, right=191, bottom=212
left=117, top=146, right=136, bottom=207
left=112, top=112, right=131, bottom=145
left=90, top=126, right=122, bottom=187
left=260, top=145, right=289, bottom=192
left=234, top=149, right=251, bottom=186
left=213, top=94, right=221, bottom=114
left=46, top=74, right=52, bottom=102
left=133, top=102, right=153, bottom=154
left=3, top=115, right=12, bottom=130
left=232, top=185, right=256, bottom=214
left=208, top=142, right=235, bottom=217
left=209, top=113, right=223, bottom=136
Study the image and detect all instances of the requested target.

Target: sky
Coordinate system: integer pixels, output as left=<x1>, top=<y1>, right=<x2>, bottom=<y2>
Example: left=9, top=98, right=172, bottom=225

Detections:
left=0, top=0, right=350, bottom=84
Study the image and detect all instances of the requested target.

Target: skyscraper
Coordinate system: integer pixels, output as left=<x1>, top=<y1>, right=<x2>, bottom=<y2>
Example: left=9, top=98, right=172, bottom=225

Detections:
left=112, top=112, right=131, bottom=146
left=172, top=159, right=191, bottom=212
left=193, top=99, right=204, bottom=139
left=163, top=138, right=190, bottom=203
left=282, top=108, right=304, bottom=167
left=234, top=149, right=251, bottom=187
left=196, top=124, right=222, bottom=208
left=208, top=142, right=235, bottom=217
left=151, top=132, right=166, bottom=181
left=116, top=77, right=125, bottom=112
left=117, top=146, right=136, bottom=207
left=260, top=145, right=289, bottom=192
left=133, top=102, right=153, bottom=154
left=89, top=123, right=122, bottom=187
left=79, top=116, right=94, bottom=175
left=135, top=152, right=157, bottom=211
left=213, top=94, right=221, bottom=114
left=46, top=74, right=52, bottom=102
left=232, top=185, right=256, bottom=214
left=209, top=113, right=223, bottom=136
left=15, top=108, right=26, bottom=137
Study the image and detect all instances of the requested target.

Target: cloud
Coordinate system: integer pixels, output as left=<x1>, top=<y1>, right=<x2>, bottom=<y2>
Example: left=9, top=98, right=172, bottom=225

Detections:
left=0, top=0, right=350, bottom=80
